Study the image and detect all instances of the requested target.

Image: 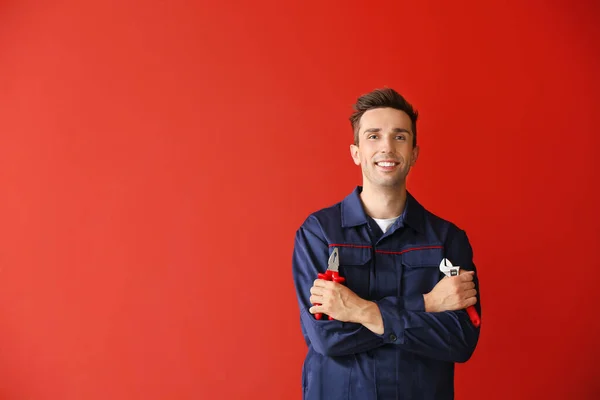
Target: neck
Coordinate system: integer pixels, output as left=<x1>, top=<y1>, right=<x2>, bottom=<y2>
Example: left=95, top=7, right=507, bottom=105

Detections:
left=360, top=181, right=407, bottom=219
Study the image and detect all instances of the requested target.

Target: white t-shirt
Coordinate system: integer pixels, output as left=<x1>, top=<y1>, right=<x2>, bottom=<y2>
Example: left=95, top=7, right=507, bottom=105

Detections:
left=372, top=216, right=400, bottom=233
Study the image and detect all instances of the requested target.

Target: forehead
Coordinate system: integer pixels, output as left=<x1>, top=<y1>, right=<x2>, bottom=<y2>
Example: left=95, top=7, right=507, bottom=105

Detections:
left=359, top=107, right=413, bottom=133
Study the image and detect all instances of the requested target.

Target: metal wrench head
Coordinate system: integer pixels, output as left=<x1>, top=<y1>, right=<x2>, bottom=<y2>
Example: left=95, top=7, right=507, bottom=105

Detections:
left=439, top=258, right=459, bottom=277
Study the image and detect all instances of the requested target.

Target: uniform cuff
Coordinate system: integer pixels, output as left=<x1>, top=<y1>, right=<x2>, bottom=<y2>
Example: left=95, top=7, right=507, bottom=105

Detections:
left=374, top=297, right=404, bottom=344
left=404, top=293, right=425, bottom=312
left=374, top=294, right=426, bottom=344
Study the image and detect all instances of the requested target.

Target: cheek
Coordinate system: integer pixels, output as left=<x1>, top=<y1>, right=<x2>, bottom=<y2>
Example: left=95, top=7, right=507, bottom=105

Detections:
left=401, top=149, right=413, bottom=162
left=361, top=154, right=371, bottom=167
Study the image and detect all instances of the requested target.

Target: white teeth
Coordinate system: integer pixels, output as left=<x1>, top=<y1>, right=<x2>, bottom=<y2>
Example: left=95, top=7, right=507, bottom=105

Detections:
left=377, top=162, right=396, bottom=167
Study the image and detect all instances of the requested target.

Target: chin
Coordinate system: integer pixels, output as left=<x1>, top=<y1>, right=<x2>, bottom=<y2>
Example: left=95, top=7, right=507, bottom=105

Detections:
left=382, top=182, right=405, bottom=189
left=371, top=178, right=405, bottom=189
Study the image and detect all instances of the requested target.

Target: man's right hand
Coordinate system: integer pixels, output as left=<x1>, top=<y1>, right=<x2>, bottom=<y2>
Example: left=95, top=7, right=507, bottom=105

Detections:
left=423, top=270, right=477, bottom=313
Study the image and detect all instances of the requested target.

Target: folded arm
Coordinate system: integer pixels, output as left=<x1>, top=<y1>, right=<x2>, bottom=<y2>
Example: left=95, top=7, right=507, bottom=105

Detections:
left=292, top=217, right=386, bottom=357
left=293, top=217, right=481, bottom=362
left=372, top=228, right=481, bottom=363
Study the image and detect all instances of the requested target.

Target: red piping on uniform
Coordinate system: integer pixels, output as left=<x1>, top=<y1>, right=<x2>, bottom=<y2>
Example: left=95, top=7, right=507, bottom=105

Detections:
left=376, top=246, right=443, bottom=255
left=328, top=244, right=372, bottom=249
left=328, top=244, right=443, bottom=254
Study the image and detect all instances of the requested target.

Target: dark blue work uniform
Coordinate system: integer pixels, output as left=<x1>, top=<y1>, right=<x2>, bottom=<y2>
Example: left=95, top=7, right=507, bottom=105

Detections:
left=292, top=187, right=481, bottom=400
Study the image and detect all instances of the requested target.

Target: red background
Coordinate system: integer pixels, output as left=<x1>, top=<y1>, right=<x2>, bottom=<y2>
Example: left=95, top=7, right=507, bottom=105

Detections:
left=1, top=1, right=599, bottom=399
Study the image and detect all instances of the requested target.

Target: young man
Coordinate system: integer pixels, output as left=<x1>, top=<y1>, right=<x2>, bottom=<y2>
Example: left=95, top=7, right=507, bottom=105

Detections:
left=291, top=88, right=481, bottom=400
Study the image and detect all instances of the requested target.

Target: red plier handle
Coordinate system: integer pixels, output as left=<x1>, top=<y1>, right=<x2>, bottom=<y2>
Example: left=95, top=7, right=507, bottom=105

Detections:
left=314, top=270, right=346, bottom=320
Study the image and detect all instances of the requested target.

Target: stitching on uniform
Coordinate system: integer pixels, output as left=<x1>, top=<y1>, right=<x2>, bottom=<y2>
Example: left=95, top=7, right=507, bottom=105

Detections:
left=328, top=243, right=371, bottom=249
left=376, top=245, right=443, bottom=255
left=328, top=244, right=443, bottom=254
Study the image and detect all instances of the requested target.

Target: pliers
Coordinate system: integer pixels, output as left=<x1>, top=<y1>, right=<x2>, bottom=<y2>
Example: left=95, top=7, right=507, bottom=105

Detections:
left=314, top=247, right=346, bottom=320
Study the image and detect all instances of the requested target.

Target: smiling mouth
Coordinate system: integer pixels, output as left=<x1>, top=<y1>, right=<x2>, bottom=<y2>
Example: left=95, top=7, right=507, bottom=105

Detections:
left=375, top=161, right=399, bottom=167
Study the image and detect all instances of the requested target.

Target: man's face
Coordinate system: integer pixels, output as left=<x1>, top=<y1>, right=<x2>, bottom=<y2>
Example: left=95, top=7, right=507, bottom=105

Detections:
left=350, top=107, right=419, bottom=189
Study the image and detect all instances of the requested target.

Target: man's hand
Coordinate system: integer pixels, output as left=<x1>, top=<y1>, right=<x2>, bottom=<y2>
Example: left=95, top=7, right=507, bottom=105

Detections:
left=308, top=279, right=384, bottom=334
left=424, top=270, right=477, bottom=313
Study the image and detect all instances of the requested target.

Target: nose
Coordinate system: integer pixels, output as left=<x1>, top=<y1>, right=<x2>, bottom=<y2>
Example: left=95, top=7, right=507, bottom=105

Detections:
left=380, top=135, right=395, bottom=153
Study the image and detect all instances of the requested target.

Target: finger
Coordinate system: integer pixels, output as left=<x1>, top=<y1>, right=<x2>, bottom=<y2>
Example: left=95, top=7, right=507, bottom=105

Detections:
left=310, top=286, right=325, bottom=296
left=313, top=279, right=333, bottom=288
left=464, top=289, right=477, bottom=298
left=309, top=305, right=325, bottom=314
left=459, top=272, right=474, bottom=282
left=463, top=297, right=477, bottom=307
left=309, top=295, right=323, bottom=304
left=461, top=281, right=475, bottom=290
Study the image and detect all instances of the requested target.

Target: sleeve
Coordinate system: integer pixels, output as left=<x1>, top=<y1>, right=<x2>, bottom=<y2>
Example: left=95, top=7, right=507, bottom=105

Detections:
left=291, top=215, right=386, bottom=357
left=373, top=227, right=481, bottom=363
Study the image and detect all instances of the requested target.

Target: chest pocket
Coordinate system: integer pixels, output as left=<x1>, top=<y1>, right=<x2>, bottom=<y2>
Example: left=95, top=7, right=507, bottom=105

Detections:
left=332, top=245, right=372, bottom=300
left=401, top=247, right=444, bottom=296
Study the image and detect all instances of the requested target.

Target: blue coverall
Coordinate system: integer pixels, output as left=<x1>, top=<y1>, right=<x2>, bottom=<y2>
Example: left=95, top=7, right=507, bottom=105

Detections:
left=292, top=186, right=481, bottom=399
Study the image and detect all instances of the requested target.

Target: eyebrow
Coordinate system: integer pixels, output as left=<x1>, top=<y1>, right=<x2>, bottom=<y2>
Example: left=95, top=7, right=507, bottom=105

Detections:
left=363, top=128, right=412, bottom=135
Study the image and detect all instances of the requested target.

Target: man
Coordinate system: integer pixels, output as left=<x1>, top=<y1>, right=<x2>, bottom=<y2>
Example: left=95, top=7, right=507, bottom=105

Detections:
left=291, top=88, right=481, bottom=400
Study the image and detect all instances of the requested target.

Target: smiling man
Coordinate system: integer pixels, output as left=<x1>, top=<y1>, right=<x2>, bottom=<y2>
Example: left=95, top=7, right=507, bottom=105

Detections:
left=292, top=88, right=482, bottom=400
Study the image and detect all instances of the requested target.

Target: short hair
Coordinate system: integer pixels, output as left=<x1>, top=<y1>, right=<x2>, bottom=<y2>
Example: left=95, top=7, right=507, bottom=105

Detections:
left=349, top=88, right=419, bottom=147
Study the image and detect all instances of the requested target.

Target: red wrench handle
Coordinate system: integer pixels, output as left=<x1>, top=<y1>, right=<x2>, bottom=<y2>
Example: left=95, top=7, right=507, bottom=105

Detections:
left=466, top=305, right=481, bottom=328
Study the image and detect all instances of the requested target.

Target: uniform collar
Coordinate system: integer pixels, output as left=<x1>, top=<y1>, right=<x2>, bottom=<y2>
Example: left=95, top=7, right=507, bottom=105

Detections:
left=341, top=186, right=425, bottom=233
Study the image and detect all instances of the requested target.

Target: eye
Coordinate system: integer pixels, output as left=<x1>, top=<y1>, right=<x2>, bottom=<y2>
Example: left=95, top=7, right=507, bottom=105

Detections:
left=367, top=134, right=378, bottom=140
left=395, top=135, right=406, bottom=141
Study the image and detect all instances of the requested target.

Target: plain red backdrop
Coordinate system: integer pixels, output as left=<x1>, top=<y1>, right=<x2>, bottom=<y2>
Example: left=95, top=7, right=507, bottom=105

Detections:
left=1, top=1, right=599, bottom=399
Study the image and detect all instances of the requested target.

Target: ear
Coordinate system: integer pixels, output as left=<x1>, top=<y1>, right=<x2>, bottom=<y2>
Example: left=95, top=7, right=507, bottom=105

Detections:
left=410, top=145, right=420, bottom=166
left=350, top=144, right=361, bottom=166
